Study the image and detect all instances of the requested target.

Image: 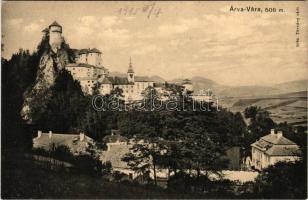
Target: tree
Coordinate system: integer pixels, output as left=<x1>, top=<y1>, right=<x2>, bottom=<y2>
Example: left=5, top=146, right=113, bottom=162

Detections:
left=253, top=160, right=307, bottom=198
left=244, top=106, right=260, bottom=120
left=2, top=49, right=40, bottom=153
left=243, top=106, right=275, bottom=153
left=30, top=69, right=88, bottom=132
left=122, top=139, right=164, bottom=186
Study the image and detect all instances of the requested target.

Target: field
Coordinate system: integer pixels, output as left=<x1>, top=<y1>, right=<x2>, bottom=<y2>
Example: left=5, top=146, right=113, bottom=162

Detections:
left=219, top=91, right=307, bottom=128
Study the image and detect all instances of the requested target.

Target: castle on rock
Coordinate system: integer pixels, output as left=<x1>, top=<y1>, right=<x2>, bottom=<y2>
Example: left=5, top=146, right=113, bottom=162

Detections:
left=42, top=21, right=175, bottom=103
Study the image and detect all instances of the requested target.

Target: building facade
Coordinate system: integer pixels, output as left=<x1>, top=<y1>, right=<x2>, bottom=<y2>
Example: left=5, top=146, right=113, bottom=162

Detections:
left=251, top=129, right=301, bottom=170
left=97, top=59, right=155, bottom=102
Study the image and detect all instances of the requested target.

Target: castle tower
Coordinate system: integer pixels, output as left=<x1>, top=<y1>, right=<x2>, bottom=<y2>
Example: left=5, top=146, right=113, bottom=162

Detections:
left=42, top=28, right=49, bottom=39
left=49, top=21, right=63, bottom=53
left=127, top=57, right=134, bottom=83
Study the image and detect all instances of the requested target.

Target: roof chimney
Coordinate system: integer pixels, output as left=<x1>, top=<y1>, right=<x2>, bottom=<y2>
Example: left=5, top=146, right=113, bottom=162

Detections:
left=37, top=130, right=42, bottom=138
left=49, top=131, right=52, bottom=139
left=277, top=131, right=283, bottom=138
left=270, top=129, right=275, bottom=135
left=80, top=132, right=85, bottom=141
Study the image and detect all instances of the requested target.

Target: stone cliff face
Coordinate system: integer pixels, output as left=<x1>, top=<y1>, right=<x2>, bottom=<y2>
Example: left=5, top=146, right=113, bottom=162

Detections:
left=21, top=48, right=69, bottom=123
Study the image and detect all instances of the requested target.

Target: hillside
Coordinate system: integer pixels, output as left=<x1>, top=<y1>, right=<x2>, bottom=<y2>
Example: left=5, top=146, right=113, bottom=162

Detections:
left=220, top=91, right=307, bottom=127
left=216, top=79, right=307, bottom=98
left=169, top=77, right=306, bottom=98
left=274, top=79, right=307, bottom=93
left=2, top=154, right=225, bottom=199
left=106, top=73, right=306, bottom=98
left=109, top=72, right=165, bottom=83
left=217, top=86, right=280, bottom=98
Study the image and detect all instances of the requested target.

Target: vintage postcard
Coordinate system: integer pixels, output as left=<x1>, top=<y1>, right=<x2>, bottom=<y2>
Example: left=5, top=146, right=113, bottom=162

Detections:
left=1, top=1, right=307, bottom=199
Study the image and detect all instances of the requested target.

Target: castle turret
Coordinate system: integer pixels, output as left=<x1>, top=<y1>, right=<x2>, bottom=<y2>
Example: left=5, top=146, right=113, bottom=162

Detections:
left=127, top=57, right=134, bottom=83
left=42, top=28, right=49, bottom=38
left=49, top=21, right=63, bottom=53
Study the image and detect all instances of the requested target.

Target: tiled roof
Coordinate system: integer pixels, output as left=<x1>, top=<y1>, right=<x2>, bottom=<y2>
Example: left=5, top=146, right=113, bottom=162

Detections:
left=182, top=79, right=192, bottom=84
left=251, top=133, right=300, bottom=156
left=154, top=82, right=166, bottom=87
left=33, top=133, right=94, bottom=154
left=266, top=145, right=301, bottom=156
left=42, top=28, right=49, bottom=33
left=260, top=134, right=296, bottom=145
left=103, top=134, right=128, bottom=143
left=128, top=68, right=134, bottom=73
left=110, top=77, right=130, bottom=85
left=135, top=76, right=154, bottom=82
left=66, top=63, right=104, bottom=69
left=100, top=144, right=131, bottom=169
left=74, top=48, right=102, bottom=55
left=78, top=49, right=90, bottom=55
left=99, top=77, right=112, bottom=84
left=49, top=21, right=62, bottom=27
left=90, top=48, right=102, bottom=54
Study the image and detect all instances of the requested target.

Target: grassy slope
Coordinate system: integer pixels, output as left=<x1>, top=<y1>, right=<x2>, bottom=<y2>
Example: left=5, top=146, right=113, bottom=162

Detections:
left=220, top=91, right=307, bottom=127
left=2, top=154, right=230, bottom=199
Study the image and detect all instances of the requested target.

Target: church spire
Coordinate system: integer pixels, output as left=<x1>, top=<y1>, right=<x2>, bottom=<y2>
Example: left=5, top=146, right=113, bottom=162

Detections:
left=127, top=57, right=134, bottom=83
left=128, top=57, right=134, bottom=73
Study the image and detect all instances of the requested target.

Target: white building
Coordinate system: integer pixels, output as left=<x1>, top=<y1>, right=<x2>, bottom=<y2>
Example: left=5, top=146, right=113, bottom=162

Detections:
left=97, top=59, right=155, bottom=103
left=66, top=62, right=108, bottom=94
left=191, top=89, right=214, bottom=103
left=75, top=48, right=103, bottom=67
left=251, top=129, right=301, bottom=171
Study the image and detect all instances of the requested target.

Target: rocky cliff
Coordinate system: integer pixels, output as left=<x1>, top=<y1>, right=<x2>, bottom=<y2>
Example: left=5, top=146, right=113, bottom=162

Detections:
left=21, top=46, right=70, bottom=123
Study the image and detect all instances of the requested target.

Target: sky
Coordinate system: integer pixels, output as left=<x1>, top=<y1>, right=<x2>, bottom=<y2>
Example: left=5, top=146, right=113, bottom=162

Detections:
left=2, top=1, right=308, bottom=86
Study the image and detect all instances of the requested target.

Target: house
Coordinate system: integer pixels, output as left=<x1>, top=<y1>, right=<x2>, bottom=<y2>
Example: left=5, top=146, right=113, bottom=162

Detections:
left=100, top=130, right=169, bottom=184
left=33, top=130, right=95, bottom=155
left=251, top=129, right=301, bottom=170
left=100, top=131, right=135, bottom=179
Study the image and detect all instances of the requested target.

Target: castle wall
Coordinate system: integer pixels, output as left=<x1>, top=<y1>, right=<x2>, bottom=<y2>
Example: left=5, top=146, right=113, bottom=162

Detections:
left=76, top=53, right=102, bottom=67
left=87, top=53, right=102, bottom=66
left=76, top=54, right=88, bottom=64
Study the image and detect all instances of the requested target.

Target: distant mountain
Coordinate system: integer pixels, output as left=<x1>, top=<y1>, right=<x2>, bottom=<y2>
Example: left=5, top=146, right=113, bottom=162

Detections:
left=273, top=79, right=307, bottom=93
left=108, top=72, right=306, bottom=98
left=109, top=72, right=165, bottom=83
left=109, top=71, right=126, bottom=77
left=170, top=76, right=223, bottom=94
left=217, top=86, right=281, bottom=97
left=149, top=75, right=165, bottom=83
left=212, top=79, right=306, bottom=98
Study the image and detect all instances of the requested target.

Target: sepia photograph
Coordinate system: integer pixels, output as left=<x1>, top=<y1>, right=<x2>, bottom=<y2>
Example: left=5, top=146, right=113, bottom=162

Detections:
left=1, top=1, right=307, bottom=199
